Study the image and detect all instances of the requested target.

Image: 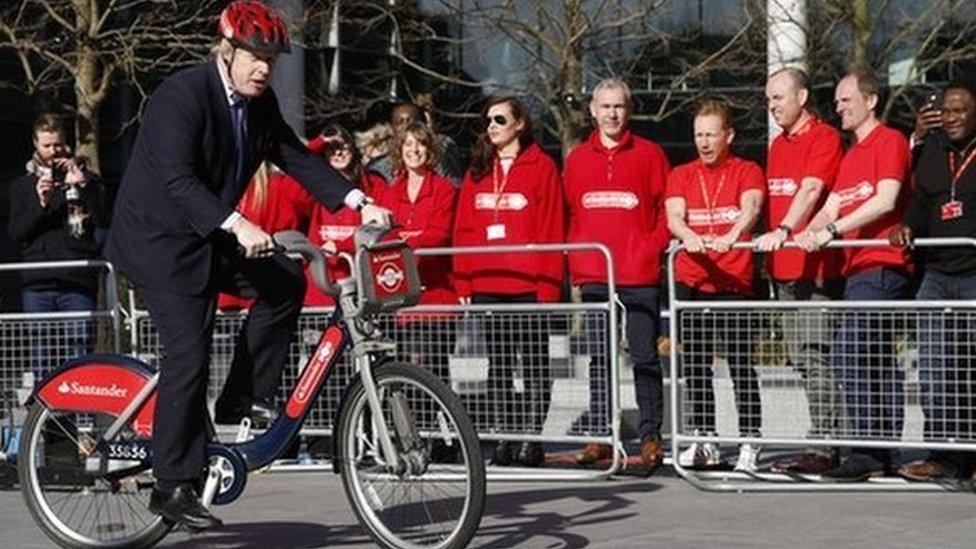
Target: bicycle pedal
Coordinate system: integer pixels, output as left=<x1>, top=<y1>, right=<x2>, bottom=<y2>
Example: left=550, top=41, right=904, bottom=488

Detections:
left=234, top=417, right=252, bottom=443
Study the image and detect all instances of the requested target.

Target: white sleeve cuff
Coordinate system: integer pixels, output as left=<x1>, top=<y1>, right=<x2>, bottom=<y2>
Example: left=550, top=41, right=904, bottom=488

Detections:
left=221, top=211, right=243, bottom=232
left=344, top=189, right=367, bottom=210
left=909, top=133, right=923, bottom=150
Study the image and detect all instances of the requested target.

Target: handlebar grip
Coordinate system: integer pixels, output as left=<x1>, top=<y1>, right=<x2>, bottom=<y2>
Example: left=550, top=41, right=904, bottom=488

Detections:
left=272, top=230, right=338, bottom=297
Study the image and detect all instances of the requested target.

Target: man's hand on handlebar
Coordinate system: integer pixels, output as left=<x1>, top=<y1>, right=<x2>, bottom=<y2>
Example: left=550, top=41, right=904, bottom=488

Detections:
left=360, top=203, right=393, bottom=226
left=231, top=217, right=276, bottom=258
left=889, top=224, right=913, bottom=248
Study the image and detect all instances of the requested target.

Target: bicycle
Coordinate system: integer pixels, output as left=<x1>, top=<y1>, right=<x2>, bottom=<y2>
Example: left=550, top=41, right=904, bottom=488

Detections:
left=18, top=224, right=486, bottom=548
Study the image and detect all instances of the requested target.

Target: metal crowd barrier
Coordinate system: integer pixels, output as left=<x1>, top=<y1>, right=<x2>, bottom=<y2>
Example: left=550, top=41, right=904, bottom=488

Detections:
left=667, top=237, right=976, bottom=492
left=0, top=260, right=121, bottom=435
left=131, top=243, right=626, bottom=481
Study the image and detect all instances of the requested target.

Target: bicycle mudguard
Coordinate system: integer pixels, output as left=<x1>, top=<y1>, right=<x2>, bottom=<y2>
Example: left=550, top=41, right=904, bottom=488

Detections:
left=30, top=354, right=158, bottom=437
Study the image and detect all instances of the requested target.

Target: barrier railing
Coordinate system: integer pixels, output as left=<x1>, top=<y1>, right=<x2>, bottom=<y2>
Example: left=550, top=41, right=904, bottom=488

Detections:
left=132, top=243, right=626, bottom=480
left=667, top=237, right=976, bottom=492
left=0, top=260, right=121, bottom=432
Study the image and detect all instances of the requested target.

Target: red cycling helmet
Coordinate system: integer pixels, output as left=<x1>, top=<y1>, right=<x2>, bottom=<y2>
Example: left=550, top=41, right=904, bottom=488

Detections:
left=218, top=1, right=291, bottom=55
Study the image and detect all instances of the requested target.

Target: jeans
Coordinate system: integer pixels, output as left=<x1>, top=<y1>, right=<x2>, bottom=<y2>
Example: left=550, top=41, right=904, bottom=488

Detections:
left=21, top=288, right=96, bottom=376
left=581, top=285, right=663, bottom=442
left=831, top=267, right=909, bottom=466
left=916, top=269, right=976, bottom=469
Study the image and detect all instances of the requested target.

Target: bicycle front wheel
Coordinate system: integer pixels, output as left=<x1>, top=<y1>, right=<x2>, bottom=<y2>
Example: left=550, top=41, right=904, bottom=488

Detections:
left=18, top=403, right=170, bottom=548
left=336, top=361, right=485, bottom=549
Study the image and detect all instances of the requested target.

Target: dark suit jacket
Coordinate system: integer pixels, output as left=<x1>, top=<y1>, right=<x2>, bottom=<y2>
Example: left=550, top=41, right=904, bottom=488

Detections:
left=105, top=61, right=355, bottom=295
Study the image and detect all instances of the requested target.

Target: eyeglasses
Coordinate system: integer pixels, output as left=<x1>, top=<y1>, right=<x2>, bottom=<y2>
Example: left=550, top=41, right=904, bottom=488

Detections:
left=485, top=114, right=509, bottom=127
left=329, top=143, right=351, bottom=153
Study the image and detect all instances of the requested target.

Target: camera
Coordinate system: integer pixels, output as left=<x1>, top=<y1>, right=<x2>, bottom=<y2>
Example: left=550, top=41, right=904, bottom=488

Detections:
left=50, top=164, right=66, bottom=185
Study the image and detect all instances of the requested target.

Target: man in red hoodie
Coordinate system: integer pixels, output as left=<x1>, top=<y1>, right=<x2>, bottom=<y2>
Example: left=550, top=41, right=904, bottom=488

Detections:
left=564, top=78, right=671, bottom=469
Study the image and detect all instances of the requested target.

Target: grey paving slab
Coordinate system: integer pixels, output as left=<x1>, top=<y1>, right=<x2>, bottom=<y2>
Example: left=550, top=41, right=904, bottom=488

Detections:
left=2, top=470, right=975, bottom=548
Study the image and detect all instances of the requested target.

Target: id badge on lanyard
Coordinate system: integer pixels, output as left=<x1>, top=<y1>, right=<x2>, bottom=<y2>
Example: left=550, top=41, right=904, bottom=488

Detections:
left=487, top=160, right=509, bottom=241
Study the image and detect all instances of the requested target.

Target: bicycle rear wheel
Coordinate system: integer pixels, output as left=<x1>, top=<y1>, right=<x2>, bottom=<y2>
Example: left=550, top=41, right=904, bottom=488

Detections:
left=336, top=361, right=485, bottom=549
left=19, top=403, right=171, bottom=548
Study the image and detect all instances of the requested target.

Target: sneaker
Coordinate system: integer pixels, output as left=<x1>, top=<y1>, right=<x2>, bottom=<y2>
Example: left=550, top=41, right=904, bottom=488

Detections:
left=677, top=441, right=721, bottom=469
left=733, top=443, right=761, bottom=473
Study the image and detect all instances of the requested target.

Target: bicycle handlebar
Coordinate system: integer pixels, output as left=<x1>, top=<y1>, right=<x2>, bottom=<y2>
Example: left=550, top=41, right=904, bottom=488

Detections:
left=273, top=230, right=339, bottom=297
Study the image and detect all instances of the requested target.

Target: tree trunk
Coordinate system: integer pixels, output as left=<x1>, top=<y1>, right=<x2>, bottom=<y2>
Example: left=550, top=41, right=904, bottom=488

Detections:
left=557, top=0, right=587, bottom=159
left=850, top=0, right=870, bottom=71
left=74, top=0, right=101, bottom=174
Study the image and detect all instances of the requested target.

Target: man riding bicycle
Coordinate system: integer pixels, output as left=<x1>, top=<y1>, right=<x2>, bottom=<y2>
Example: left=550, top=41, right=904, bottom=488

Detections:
left=104, top=0, right=391, bottom=530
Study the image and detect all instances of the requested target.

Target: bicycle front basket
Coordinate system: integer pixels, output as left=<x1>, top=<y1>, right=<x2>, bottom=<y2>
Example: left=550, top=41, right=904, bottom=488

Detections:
left=355, top=225, right=422, bottom=316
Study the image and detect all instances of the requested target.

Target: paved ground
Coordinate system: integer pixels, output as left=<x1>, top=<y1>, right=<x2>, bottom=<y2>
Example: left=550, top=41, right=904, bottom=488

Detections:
left=3, top=466, right=976, bottom=548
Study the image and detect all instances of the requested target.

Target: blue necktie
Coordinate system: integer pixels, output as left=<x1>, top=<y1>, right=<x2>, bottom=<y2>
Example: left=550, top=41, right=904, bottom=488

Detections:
left=230, top=99, right=248, bottom=186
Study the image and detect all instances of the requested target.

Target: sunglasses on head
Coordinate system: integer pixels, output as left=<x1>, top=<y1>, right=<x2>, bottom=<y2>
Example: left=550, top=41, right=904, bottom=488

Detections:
left=485, top=114, right=509, bottom=127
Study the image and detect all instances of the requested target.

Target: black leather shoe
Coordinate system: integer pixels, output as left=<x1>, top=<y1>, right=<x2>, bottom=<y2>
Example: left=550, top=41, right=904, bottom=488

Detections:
left=148, top=483, right=223, bottom=531
left=490, top=441, right=513, bottom=466
left=214, top=400, right=277, bottom=428
left=514, top=441, right=545, bottom=467
left=821, top=454, right=884, bottom=482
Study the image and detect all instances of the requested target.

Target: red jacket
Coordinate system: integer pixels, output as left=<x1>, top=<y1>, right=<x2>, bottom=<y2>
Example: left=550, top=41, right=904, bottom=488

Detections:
left=375, top=171, right=458, bottom=323
left=304, top=171, right=387, bottom=306
left=453, top=143, right=565, bottom=302
left=564, top=130, right=671, bottom=286
left=218, top=171, right=314, bottom=311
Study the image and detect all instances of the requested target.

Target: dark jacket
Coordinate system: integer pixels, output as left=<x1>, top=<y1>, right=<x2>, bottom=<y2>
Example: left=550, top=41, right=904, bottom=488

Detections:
left=905, top=131, right=976, bottom=275
left=104, top=61, right=355, bottom=295
left=7, top=170, right=107, bottom=292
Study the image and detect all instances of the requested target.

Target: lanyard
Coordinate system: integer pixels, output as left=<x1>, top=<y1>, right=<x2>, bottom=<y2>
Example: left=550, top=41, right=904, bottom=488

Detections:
left=948, top=141, right=976, bottom=201
left=492, top=158, right=511, bottom=221
left=697, top=167, right=727, bottom=235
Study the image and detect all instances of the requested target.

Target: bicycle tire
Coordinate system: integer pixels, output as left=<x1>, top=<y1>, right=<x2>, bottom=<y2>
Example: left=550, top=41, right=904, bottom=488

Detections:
left=336, top=361, right=486, bottom=549
left=19, top=402, right=172, bottom=548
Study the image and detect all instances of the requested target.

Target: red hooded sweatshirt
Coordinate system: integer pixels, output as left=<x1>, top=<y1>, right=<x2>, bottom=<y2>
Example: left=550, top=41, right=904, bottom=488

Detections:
left=453, top=143, right=565, bottom=302
left=564, top=130, right=671, bottom=286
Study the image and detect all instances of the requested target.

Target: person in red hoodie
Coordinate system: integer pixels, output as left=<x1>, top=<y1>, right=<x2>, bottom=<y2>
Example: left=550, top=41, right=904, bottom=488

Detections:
left=665, top=98, right=765, bottom=472
left=216, top=162, right=315, bottom=311
left=304, top=125, right=387, bottom=307
left=374, top=121, right=458, bottom=379
left=453, top=96, right=565, bottom=467
left=563, top=78, right=670, bottom=470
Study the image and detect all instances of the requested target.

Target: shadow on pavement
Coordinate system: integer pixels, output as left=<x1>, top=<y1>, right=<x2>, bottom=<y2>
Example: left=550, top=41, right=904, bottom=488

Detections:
left=163, top=522, right=371, bottom=548
left=161, top=480, right=661, bottom=548
left=472, top=479, right=662, bottom=548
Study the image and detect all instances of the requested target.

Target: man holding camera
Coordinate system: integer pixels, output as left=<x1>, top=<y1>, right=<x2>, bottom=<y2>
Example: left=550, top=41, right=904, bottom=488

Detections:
left=891, top=79, right=976, bottom=482
left=7, top=113, right=107, bottom=365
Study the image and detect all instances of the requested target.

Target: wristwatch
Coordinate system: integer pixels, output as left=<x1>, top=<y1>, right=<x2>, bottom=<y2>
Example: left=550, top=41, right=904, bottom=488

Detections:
left=355, top=196, right=375, bottom=212
left=777, top=224, right=793, bottom=236
left=825, top=222, right=841, bottom=239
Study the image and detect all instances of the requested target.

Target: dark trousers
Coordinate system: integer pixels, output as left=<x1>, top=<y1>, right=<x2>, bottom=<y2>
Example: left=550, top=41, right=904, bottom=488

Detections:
left=581, top=284, right=663, bottom=441
left=398, top=317, right=458, bottom=383
left=831, top=267, right=909, bottom=467
left=22, top=288, right=96, bottom=375
left=916, top=269, right=976, bottom=470
left=675, top=284, right=762, bottom=437
left=142, top=252, right=305, bottom=481
left=472, top=293, right=551, bottom=434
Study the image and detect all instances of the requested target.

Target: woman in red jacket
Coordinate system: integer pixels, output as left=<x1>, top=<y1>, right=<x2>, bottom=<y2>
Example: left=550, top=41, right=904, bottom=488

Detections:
left=217, top=162, right=314, bottom=311
left=374, top=121, right=458, bottom=380
left=305, top=125, right=387, bottom=307
left=453, top=96, right=565, bottom=467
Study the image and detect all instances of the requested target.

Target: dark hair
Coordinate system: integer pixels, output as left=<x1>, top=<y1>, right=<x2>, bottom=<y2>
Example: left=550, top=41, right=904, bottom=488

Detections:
left=389, top=101, right=424, bottom=125
left=319, top=124, right=363, bottom=183
left=32, top=113, right=65, bottom=139
left=391, top=121, right=441, bottom=175
left=946, top=79, right=976, bottom=103
left=469, top=96, right=535, bottom=181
